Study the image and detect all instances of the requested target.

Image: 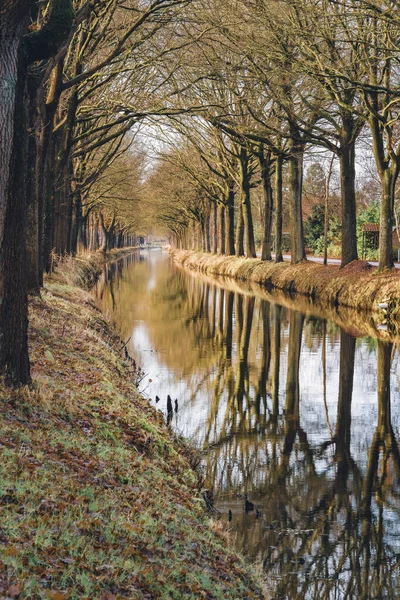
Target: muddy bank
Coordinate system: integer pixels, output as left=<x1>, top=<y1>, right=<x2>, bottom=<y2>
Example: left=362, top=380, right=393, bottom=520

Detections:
left=0, top=253, right=264, bottom=599
left=171, top=249, right=400, bottom=333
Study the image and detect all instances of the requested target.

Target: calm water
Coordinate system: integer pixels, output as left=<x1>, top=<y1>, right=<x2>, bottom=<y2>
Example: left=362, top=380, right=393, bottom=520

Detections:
left=94, top=250, right=400, bottom=599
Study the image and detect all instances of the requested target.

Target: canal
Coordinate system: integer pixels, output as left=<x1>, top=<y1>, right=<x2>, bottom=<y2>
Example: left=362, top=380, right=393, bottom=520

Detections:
left=94, top=249, right=400, bottom=599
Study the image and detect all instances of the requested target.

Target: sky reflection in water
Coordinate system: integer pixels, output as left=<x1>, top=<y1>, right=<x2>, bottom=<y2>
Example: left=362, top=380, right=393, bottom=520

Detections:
left=94, top=250, right=400, bottom=600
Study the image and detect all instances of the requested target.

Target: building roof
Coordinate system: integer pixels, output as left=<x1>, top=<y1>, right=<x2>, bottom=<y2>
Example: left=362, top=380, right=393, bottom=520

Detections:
left=362, top=223, right=380, bottom=232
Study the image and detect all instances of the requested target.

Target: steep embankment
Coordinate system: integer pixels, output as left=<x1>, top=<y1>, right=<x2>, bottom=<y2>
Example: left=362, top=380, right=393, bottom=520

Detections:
left=171, top=250, right=400, bottom=329
left=0, top=254, right=264, bottom=599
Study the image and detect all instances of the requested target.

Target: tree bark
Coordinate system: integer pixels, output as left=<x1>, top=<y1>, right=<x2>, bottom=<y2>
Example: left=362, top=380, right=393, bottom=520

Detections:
left=0, top=53, right=32, bottom=384
left=288, top=138, right=306, bottom=263
left=275, top=154, right=283, bottom=263
left=226, top=182, right=235, bottom=255
left=218, top=203, right=225, bottom=254
left=339, top=136, right=358, bottom=267
left=212, top=201, right=218, bottom=253
left=0, top=1, right=36, bottom=384
left=239, top=147, right=256, bottom=258
left=235, top=203, right=245, bottom=257
left=378, top=167, right=396, bottom=270
left=258, top=146, right=273, bottom=261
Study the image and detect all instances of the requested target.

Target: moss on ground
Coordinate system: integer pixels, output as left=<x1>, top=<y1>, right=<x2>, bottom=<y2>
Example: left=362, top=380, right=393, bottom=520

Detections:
left=171, top=250, right=400, bottom=334
left=0, top=260, right=264, bottom=599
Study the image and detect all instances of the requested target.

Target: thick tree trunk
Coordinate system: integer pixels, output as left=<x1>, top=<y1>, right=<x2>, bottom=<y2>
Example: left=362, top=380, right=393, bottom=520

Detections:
left=235, top=203, right=245, bottom=256
left=100, top=214, right=108, bottom=254
left=218, top=203, right=225, bottom=254
left=212, top=201, right=218, bottom=253
left=275, top=154, right=283, bottom=263
left=239, top=147, right=256, bottom=258
left=78, top=209, right=88, bottom=253
left=226, top=183, right=235, bottom=255
left=378, top=168, right=396, bottom=270
left=258, top=147, right=273, bottom=261
left=0, top=55, right=31, bottom=384
left=339, top=137, right=358, bottom=267
left=0, top=2, right=34, bottom=384
left=288, top=139, right=306, bottom=264
left=71, top=191, right=82, bottom=255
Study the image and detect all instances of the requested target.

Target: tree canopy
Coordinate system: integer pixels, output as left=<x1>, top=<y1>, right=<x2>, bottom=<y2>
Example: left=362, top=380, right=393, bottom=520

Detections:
left=1, top=0, right=400, bottom=383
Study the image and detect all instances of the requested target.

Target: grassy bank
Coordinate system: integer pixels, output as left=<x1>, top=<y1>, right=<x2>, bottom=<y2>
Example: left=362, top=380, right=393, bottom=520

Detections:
left=55, top=247, right=140, bottom=289
left=0, top=254, right=264, bottom=599
left=171, top=250, right=400, bottom=327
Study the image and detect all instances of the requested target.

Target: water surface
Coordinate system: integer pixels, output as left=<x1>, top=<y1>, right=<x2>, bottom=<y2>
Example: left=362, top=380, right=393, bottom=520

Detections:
left=94, top=250, right=400, bottom=599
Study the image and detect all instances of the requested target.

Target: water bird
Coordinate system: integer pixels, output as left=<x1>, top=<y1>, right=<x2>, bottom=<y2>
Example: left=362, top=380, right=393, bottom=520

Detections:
left=228, top=509, right=233, bottom=522
left=155, top=395, right=160, bottom=403
left=174, top=398, right=178, bottom=412
left=245, top=495, right=254, bottom=512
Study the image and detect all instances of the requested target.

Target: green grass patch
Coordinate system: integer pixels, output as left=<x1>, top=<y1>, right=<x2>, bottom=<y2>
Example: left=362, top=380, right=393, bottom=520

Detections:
left=0, top=270, right=263, bottom=599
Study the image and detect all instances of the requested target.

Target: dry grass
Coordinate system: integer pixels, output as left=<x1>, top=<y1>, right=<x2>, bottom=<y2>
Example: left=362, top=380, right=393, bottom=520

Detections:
left=171, top=250, right=400, bottom=339
left=56, top=248, right=138, bottom=289
left=0, top=259, right=264, bottom=599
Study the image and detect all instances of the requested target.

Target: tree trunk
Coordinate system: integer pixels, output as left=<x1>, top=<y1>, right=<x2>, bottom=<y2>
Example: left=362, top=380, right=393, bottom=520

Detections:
left=71, top=190, right=82, bottom=255
left=212, top=201, right=218, bottom=253
left=0, top=2, right=34, bottom=384
left=275, top=154, right=283, bottom=263
left=258, top=146, right=273, bottom=261
left=235, top=203, right=245, bottom=256
left=100, top=214, right=108, bottom=254
left=378, top=168, right=396, bottom=270
left=239, top=147, right=256, bottom=258
left=226, top=182, right=235, bottom=255
left=288, top=138, right=306, bottom=263
left=0, top=54, right=31, bottom=384
left=218, top=203, right=225, bottom=254
left=339, top=137, right=358, bottom=267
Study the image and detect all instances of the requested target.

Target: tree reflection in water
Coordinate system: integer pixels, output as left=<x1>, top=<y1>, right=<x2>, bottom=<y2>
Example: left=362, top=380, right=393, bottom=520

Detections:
left=94, top=252, right=400, bottom=600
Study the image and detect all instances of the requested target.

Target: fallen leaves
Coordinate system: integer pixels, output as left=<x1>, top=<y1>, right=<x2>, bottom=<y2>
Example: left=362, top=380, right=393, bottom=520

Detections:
left=0, top=273, right=264, bottom=600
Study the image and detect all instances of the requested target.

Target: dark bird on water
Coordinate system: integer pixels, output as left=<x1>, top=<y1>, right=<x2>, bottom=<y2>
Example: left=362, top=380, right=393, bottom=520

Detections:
left=155, top=395, right=160, bottom=403
left=174, top=398, right=178, bottom=412
left=228, top=509, right=233, bottom=522
left=245, top=495, right=254, bottom=512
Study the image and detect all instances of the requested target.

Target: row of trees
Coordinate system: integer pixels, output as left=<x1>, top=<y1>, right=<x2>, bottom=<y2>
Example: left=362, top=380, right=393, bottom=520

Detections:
left=2, top=0, right=400, bottom=384
left=145, top=0, right=400, bottom=272
left=0, top=0, right=195, bottom=384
